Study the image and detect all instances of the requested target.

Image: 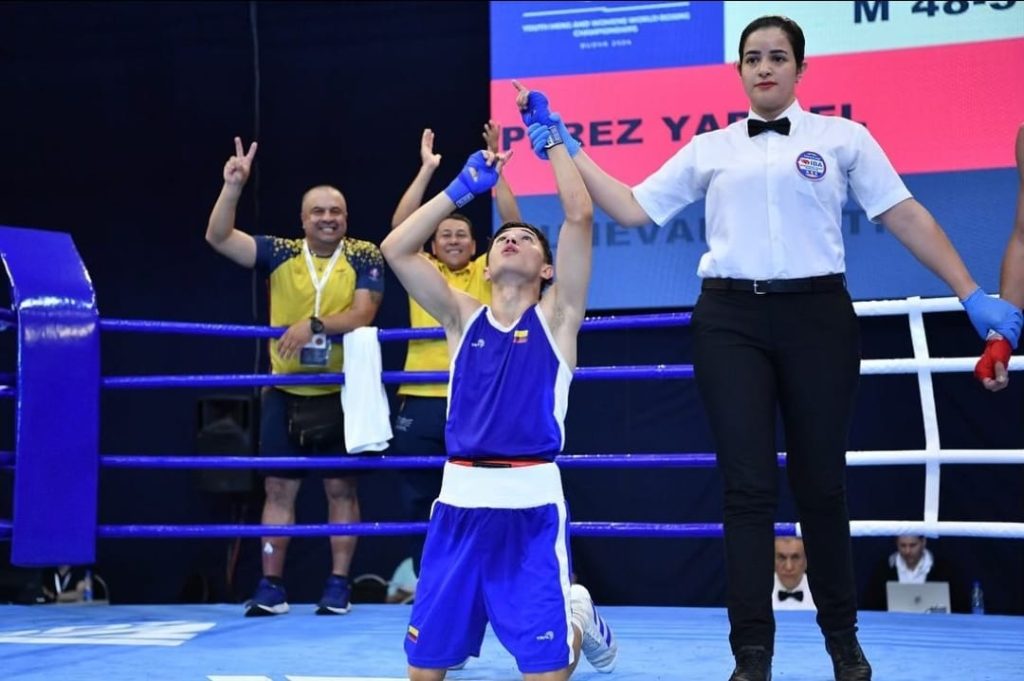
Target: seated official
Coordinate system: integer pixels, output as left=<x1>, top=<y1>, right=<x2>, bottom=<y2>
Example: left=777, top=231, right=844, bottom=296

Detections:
left=862, top=535, right=969, bottom=613
left=773, top=537, right=816, bottom=611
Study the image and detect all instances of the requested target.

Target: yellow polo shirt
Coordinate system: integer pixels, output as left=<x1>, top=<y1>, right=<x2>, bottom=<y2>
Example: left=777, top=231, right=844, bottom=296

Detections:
left=398, top=253, right=490, bottom=397
left=255, top=235, right=385, bottom=396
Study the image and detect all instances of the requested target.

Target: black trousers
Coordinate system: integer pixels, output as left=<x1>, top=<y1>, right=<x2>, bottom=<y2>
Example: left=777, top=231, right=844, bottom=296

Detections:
left=691, top=287, right=861, bottom=653
left=391, top=396, right=447, bottom=575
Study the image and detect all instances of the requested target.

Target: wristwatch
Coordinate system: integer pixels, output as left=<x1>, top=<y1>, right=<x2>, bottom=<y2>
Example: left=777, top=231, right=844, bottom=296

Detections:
left=309, top=316, right=325, bottom=334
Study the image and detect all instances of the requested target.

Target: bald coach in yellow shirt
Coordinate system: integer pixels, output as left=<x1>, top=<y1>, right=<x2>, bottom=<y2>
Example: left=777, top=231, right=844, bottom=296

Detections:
left=206, top=137, right=383, bottom=618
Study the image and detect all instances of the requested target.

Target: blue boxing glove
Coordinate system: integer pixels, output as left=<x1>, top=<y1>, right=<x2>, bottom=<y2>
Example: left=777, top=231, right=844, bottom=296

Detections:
left=961, top=287, right=1023, bottom=348
left=520, top=90, right=555, bottom=127
left=527, top=114, right=580, bottom=160
left=443, top=151, right=500, bottom=208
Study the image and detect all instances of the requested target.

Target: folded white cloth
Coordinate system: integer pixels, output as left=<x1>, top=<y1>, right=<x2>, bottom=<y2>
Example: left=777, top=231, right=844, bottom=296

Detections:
left=341, top=327, right=392, bottom=453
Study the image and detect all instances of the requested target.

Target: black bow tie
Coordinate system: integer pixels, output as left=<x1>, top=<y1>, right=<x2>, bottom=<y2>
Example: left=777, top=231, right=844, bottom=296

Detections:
left=748, top=117, right=791, bottom=137
left=778, top=589, right=804, bottom=602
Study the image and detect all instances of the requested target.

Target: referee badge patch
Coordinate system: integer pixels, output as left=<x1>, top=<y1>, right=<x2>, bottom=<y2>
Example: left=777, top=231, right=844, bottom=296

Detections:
left=795, top=151, right=826, bottom=181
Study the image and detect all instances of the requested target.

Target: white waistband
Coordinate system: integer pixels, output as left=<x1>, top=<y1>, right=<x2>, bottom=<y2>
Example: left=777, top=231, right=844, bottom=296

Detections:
left=438, top=462, right=564, bottom=509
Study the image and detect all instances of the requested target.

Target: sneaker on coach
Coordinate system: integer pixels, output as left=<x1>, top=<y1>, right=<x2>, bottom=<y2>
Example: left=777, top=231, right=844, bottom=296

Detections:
left=316, top=574, right=352, bottom=615
left=244, top=577, right=289, bottom=617
left=570, top=583, right=618, bottom=673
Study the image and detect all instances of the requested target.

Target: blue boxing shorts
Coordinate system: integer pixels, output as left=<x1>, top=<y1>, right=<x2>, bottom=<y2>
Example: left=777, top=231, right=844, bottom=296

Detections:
left=404, top=461, right=574, bottom=673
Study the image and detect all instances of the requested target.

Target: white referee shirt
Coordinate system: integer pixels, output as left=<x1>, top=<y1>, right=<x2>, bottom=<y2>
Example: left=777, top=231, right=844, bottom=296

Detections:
left=632, top=100, right=912, bottom=280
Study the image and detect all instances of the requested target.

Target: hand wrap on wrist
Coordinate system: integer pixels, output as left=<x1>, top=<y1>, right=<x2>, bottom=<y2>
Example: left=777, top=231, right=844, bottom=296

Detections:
left=527, top=114, right=580, bottom=160
left=443, top=151, right=500, bottom=207
left=974, top=337, right=1012, bottom=383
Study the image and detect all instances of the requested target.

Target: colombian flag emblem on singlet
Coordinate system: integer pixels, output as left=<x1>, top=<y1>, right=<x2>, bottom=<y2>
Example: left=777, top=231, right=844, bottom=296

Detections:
left=513, top=329, right=529, bottom=344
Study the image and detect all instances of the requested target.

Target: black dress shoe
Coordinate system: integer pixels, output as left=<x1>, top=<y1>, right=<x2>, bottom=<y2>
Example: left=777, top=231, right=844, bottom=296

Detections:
left=729, top=645, right=772, bottom=681
left=825, top=628, right=872, bottom=680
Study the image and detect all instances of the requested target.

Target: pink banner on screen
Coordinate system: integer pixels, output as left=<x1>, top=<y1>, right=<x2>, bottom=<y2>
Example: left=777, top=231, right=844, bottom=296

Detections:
left=493, top=38, right=1023, bottom=197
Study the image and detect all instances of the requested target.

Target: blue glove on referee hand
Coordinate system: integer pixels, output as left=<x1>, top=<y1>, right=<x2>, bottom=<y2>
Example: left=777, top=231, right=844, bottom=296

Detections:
left=961, top=287, right=1023, bottom=348
left=527, top=114, right=580, bottom=160
left=443, top=151, right=500, bottom=208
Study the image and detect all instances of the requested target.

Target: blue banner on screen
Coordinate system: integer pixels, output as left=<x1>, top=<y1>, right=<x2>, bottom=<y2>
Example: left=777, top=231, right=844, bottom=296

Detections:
left=491, top=1, right=724, bottom=78
left=490, top=1, right=1024, bottom=310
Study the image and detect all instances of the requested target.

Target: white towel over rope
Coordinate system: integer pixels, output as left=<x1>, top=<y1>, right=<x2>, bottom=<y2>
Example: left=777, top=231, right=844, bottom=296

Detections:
left=341, top=327, right=392, bottom=453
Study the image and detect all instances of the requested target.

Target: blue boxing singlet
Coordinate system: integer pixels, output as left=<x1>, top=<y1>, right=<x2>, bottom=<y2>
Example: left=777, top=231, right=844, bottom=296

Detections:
left=445, top=305, right=572, bottom=461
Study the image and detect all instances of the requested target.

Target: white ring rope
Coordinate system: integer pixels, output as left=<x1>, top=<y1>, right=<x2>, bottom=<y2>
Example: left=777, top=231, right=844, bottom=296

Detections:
left=834, top=295, right=1024, bottom=540
left=793, top=521, right=1024, bottom=539
left=906, top=299, right=942, bottom=527
left=843, top=450, right=1024, bottom=466
left=859, top=357, right=1024, bottom=374
left=847, top=521, right=1024, bottom=539
left=856, top=296, right=1024, bottom=373
left=854, top=295, right=972, bottom=316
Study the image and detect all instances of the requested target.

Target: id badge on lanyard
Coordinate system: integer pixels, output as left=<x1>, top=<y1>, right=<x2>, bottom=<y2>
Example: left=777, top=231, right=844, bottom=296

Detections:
left=300, top=240, right=342, bottom=367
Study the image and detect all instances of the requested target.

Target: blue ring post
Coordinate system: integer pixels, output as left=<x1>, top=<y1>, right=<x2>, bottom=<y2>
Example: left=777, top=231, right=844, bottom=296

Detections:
left=0, top=226, right=99, bottom=566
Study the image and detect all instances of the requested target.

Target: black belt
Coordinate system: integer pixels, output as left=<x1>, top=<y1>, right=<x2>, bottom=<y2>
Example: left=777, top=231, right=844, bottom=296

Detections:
left=449, top=457, right=549, bottom=468
left=701, top=273, right=846, bottom=295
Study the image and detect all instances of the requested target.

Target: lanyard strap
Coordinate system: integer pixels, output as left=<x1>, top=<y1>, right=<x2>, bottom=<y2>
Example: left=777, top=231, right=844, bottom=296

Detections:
left=302, top=240, right=343, bottom=317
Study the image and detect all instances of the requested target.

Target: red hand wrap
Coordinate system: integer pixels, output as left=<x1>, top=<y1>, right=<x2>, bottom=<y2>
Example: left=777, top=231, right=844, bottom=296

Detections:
left=974, top=338, right=1012, bottom=382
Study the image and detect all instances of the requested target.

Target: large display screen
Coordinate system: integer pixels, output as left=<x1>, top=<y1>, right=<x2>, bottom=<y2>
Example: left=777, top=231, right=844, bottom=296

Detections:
left=490, top=1, right=1024, bottom=309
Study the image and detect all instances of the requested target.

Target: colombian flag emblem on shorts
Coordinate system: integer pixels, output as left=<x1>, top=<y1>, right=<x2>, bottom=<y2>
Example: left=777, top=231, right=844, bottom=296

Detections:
left=407, top=625, right=419, bottom=643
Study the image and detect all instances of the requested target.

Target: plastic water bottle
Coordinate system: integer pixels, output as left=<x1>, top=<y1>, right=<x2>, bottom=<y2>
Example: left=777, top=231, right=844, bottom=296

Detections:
left=970, top=580, right=984, bottom=615
left=82, top=569, right=93, bottom=603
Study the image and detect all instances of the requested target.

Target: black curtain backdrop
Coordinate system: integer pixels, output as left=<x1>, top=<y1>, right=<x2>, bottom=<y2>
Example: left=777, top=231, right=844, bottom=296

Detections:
left=1, top=2, right=1021, bottom=614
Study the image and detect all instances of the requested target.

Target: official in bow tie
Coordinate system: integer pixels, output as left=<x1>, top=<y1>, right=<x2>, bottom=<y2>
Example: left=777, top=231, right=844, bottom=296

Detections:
left=747, top=116, right=791, bottom=137
left=513, top=12, right=1021, bottom=681
left=774, top=537, right=816, bottom=612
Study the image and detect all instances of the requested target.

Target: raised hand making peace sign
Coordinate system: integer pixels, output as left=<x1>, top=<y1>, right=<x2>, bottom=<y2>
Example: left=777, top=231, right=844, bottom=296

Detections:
left=223, top=136, right=258, bottom=188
